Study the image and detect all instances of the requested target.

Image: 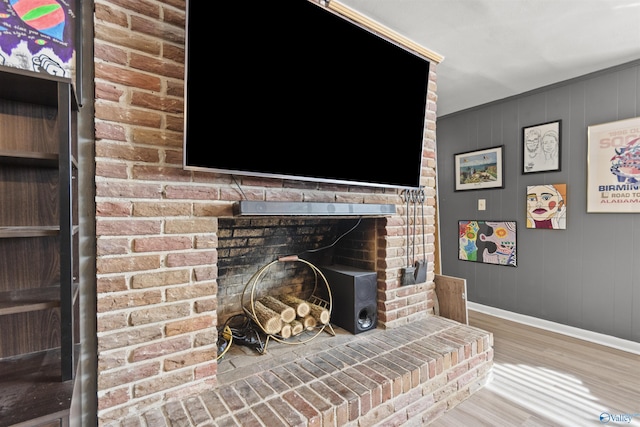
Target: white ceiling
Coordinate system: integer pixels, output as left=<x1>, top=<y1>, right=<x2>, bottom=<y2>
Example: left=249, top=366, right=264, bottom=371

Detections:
left=338, top=0, right=640, bottom=116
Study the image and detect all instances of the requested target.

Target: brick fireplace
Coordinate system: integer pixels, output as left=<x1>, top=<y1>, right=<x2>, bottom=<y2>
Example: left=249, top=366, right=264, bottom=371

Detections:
left=95, top=183, right=441, bottom=422
left=92, top=2, right=494, bottom=424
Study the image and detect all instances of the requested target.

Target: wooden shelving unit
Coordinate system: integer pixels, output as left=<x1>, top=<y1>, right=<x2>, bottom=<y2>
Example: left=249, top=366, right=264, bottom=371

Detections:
left=0, top=67, right=80, bottom=426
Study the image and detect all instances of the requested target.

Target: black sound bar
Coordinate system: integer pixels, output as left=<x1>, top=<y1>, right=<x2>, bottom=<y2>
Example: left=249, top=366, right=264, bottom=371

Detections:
left=233, top=201, right=396, bottom=217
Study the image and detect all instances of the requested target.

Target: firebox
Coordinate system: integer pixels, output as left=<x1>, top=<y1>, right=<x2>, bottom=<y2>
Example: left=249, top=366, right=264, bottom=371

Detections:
left=217, top=216, right=379, bottom=328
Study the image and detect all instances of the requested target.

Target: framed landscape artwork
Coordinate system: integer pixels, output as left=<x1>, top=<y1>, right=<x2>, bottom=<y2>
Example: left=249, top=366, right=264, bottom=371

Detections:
left=454, top=146, right=504, bottom=191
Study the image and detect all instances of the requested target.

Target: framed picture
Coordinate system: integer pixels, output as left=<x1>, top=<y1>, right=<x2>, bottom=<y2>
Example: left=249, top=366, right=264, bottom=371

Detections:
left=0, top=0, right=78, bottom=82
left=526, top=184, right=567, bottom=229
left=454, top=145, right=504, bottom=191
left=458, top=220, right=517, bottom=267
left=522, top=120, right=561, bottom=174
left=587, top=116, right=640, bottom=213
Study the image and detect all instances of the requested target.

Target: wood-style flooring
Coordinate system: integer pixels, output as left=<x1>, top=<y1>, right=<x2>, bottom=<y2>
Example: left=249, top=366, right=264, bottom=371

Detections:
left=430, top=310, right=640, bottom=427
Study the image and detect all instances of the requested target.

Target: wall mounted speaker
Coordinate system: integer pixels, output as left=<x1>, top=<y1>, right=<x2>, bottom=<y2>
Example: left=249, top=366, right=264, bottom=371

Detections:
left=320, top=264, right=377, bottom=334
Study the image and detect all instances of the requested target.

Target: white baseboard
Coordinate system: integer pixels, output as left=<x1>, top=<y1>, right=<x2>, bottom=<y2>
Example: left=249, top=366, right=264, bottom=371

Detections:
left=468, top=302, right=640, bottom=356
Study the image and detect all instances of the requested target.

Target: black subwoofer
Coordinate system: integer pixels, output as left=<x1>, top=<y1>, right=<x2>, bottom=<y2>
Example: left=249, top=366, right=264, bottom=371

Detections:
left=320, top=264, right=377, bottom=334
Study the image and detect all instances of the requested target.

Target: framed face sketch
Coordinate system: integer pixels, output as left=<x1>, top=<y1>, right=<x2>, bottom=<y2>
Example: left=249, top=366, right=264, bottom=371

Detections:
left=522, top=120, right=561, bottom=174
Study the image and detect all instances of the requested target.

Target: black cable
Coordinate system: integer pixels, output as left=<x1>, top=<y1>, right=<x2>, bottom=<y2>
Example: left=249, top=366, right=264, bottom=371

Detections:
left=297, top=217, right=362, bottom=256
left=219, top=313, right=264, bottom=353
left=231, top=175, right=248, bottom=200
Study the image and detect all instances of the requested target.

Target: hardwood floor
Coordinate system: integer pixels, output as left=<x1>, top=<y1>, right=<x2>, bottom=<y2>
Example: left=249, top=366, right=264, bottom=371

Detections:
left=430, top=310, right=640, bottom=426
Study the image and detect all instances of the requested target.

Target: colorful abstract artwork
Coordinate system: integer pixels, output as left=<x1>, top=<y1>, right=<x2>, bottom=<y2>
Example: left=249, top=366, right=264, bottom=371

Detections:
left=458, top=220, right=517, bottom=267
left=526, top=184, right=567, bottom=229
left=0, top=0, right=76, bottom=78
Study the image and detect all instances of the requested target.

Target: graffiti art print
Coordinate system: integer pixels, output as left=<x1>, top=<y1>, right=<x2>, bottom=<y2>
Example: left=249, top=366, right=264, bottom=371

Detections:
left=0, top=0, right=76, bottom=79
left=587, top=116, right=640, bottom=213
left=458, top=220, right=517, bottom=267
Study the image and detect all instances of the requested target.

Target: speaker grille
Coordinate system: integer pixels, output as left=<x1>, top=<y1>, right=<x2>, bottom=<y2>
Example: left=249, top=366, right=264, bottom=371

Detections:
left=357, top=307, right=376, bottom=329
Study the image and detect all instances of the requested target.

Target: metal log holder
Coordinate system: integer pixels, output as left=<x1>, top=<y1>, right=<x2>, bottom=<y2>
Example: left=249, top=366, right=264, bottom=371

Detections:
left=241, top=255, right=335, bottom=354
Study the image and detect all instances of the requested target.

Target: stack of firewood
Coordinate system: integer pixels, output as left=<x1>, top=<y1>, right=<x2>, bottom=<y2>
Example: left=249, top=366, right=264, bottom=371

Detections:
left=247, top=294, right=330, bottom=338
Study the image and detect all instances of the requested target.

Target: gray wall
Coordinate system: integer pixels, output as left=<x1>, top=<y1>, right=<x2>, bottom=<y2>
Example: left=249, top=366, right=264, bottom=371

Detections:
left=436, top=60, right=640, bottom=343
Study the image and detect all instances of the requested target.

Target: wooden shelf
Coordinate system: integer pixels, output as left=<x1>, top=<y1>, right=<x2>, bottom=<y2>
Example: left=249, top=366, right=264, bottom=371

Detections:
left=0, top=287, right=61, bottom=316
left=0, top=66, right=77, bottom=108
left=0, top=348, right=76, bottom=426
left=0, top=49, right=80, bottom=426
left=0, top=67, right=80, bottom=426
left=0, top=149, right=58, bottom=167
left=0, top=226, right=60, bottom=238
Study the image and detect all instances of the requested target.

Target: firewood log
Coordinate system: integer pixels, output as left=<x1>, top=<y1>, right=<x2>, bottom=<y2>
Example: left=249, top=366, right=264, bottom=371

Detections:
left=279, top=323, right=292, bottom=339
left=258, top=295, right=296, bottom=323
left=308, top=302, right=330, bottom=324
left=290, top=319, right=304, bottom=336
left=302, top=315, right=317, bottom=330
left=277, top=295, right=310, bottom=317
left=250, top=301, right=282, bottom=335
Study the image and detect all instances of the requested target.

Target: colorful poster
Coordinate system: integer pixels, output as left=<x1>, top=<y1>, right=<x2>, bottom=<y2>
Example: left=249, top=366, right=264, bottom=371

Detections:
left=458, top=220, right=517, bottom=267
left=526, top=184, right=567, bottom=229
left=587, top=117, right=640, bottom=213
left=0, top=0, right=76, bottom=78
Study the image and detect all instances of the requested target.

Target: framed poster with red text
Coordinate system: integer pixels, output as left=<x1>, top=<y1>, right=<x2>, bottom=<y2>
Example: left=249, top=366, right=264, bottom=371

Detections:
left=587, top=116, right=640, bottom=213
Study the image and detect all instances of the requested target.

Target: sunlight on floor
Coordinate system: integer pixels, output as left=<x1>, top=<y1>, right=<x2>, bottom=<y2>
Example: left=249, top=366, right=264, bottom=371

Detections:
left=487, top=363, right=640, bottom=426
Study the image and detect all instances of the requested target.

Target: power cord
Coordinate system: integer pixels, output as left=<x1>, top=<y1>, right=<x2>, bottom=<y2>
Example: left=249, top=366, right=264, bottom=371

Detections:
left=216, top=325, right=233, bottom=361
left=217, top=314, right=265, bottom=361
left=297, top=217, right=362, bottom=256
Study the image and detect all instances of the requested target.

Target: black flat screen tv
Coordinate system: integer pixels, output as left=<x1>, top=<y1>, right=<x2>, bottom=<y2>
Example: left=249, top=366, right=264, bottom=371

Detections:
left=183, top=0, right=430, bottom=190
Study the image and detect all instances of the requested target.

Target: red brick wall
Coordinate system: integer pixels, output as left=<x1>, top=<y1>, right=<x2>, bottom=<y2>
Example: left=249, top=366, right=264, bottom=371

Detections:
left=93, top=0, right=439, bottom=423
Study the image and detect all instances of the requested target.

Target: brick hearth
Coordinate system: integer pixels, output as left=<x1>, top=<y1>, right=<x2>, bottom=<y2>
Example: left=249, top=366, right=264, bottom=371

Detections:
left=125, top=316, right=493, bottom=426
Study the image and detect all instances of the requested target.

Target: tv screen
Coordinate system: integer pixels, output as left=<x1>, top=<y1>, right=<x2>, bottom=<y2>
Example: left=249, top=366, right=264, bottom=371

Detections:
left=184, top=0, right=430, bottom=189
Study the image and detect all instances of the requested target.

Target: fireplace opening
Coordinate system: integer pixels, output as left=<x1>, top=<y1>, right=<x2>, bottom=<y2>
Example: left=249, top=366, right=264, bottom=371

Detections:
left=217, top=216, right=380, bottom=328
left=216, top=215, right=387, bottom=360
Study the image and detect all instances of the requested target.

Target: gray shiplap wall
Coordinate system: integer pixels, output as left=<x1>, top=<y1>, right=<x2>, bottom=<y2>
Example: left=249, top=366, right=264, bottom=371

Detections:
left=436, top=60, right=640, bottom=343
